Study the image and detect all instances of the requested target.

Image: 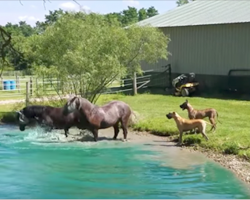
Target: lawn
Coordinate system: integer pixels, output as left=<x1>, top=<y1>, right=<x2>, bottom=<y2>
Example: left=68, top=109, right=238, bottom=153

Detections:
left=1, top=93, right=250, bottom=159
left=96, top=93, right=250, bottom=159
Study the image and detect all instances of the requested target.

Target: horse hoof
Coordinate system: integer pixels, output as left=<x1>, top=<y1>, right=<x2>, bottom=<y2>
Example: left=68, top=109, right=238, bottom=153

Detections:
left=176, top=143, right=182, bottom=147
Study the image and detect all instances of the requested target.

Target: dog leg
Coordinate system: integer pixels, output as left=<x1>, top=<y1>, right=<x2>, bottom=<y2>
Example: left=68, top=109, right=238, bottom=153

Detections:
left=209, top=118, right=216, bottom=133
left=201, top=126, right=209, bottom=141
left=177, top=131, right=183, bottom=146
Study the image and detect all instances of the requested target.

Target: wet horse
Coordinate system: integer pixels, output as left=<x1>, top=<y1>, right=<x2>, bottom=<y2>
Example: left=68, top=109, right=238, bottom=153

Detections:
left=16, top=105, right=87, bottom=137
left=63, top=96, right=134, bottom=141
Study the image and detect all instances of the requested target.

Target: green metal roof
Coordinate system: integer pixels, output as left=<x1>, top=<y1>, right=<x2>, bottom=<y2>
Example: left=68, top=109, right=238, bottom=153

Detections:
left=136, top=0, right=250, bottom=27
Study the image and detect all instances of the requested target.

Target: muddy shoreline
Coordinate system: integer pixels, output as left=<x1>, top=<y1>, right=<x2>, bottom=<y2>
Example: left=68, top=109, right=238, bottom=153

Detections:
left=184, top=146, right=250, bottom=185
left=162, top=134, right=250, bottom=186
left=126, top=129, right=250, bottom=186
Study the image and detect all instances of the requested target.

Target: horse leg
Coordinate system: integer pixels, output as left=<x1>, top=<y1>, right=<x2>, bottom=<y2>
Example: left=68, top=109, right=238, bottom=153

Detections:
left=64, top=128, right=69, bottom=137
left=92, top=129, right=99, bottom=142
left=121, top=121, right=128, bottom=140
left=43, top=116, right=54, bottom=133
left=113, top=122, right=120, bottom=140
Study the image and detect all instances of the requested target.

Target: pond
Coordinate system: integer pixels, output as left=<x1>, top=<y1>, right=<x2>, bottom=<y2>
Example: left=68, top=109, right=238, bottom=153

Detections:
left=0, top=125, right=249, bottom=199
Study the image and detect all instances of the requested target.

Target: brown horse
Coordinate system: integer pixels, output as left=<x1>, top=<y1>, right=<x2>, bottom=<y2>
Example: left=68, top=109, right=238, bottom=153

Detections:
left=63, top=96, right=134, bottom=141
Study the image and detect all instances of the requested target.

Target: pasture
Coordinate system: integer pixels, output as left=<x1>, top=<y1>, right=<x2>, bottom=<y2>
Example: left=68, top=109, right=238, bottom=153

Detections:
left=1, top=93, right=250, bottom=160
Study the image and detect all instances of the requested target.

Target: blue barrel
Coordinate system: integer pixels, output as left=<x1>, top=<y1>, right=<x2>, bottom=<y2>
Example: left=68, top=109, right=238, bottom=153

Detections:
left=9, top=80, right=16, bottom=90
left=3, top=80, right=10, bottom=90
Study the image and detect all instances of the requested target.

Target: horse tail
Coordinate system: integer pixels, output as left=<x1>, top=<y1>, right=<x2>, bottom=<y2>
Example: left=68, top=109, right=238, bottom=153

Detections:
left=128, top=110, right=139, bottom=127
left=216, top=111, right=222, bottom=124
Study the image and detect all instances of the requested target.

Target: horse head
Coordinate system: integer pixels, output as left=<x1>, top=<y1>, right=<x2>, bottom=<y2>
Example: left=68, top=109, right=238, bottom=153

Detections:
left=16, top=110, right=30, bottom=131
left=63, top=96, right=81, bottom=115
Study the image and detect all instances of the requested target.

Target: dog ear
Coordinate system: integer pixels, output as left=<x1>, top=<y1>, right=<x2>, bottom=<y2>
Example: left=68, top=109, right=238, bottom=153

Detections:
left=173, top=111, right=176, bottom=115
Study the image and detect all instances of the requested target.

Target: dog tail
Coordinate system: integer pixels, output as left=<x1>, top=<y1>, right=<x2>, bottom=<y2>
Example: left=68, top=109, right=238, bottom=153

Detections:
left=204, top=121, right=213, bottom=126
left=216, top=111, right=222, bottom=124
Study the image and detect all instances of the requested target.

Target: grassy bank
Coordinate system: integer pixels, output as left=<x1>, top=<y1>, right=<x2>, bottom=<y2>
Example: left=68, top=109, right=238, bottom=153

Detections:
left=1, top=93, right=250, bottom=159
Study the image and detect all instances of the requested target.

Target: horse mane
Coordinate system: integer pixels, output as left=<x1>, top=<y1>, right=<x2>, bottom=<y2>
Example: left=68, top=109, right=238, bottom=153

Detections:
left=22, top=105, right=48, bottom=117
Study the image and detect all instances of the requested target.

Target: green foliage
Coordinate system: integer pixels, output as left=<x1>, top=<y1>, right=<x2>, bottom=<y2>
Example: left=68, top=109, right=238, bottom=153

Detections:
left=1, top=6, right=159, bottom=75
left=183, top=135, right=202, bottom=145
left=25, top=13, right=169, bottom=103
left=138, top=8, right=148, bottom=21
left=96, top=94, right=250, bottom=160
left=223, top=142, right=239, bottom=155
left=104, top=6, right=159, bottom=27
left=176, top=0, right=195, bottom=7
left=146, top=6, right=159, bottom=18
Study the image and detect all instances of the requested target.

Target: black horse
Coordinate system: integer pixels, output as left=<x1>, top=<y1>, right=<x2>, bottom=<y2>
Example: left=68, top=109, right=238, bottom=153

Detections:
left=16, top=105, right=87, bottom=137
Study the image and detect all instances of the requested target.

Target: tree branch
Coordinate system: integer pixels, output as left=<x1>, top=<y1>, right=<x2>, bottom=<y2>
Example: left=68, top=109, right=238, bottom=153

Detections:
left=125, top=38, right=145, bottom=71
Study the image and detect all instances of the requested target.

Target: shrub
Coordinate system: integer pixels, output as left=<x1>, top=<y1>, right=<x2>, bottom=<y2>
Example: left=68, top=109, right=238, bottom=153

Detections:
left=183, top=135, right=202, bottom=146
left=223, top=142, right=239, bottom=155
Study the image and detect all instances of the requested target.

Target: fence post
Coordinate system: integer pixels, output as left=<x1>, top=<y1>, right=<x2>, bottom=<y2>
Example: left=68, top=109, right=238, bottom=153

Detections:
left=133, top=72, right=137, bottom=95
left=57, top=77, right=59, bottom=93
left=36, top=77, right=38, bottom=93
left=30, top=77, right=33, bottom=96
left=16, top=76, right=20, bottom=93
left=0, top=77, right=2, bottom=90
left=26, top=81, right=29, bottom=106
left=43, top=75, right=44, bottom=92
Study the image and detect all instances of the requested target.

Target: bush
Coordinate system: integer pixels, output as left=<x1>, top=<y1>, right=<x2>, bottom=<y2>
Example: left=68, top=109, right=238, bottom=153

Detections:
left=0, top=112, right=17, bottom=124
left=223, top=142, right=239, bottom=155
left=183, top=135, right=202, bottom=146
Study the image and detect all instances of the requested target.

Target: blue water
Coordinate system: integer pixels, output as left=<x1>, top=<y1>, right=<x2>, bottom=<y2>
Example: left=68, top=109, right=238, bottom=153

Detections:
left=0, top=125, right=249, bottom=199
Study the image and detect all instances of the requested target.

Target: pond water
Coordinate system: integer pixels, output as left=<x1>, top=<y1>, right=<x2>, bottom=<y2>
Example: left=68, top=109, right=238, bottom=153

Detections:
left=0, top=125, right=249, bottom=199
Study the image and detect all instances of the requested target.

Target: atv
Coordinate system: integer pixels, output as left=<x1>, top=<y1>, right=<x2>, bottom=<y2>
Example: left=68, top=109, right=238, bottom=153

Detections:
left=172, top=73, right=199, bottom=97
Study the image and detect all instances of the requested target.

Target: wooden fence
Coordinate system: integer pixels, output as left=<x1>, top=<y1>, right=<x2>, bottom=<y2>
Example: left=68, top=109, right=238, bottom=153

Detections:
left=0, top=70, right=159, bottom=104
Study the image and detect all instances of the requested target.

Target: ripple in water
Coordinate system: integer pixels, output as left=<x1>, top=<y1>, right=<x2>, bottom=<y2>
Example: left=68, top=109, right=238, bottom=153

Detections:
left=0, top=125, right=250, bottom=199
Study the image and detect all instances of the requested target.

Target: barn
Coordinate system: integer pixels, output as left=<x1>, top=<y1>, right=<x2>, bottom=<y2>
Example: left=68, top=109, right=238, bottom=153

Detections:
left=136, top=0, right=250, bottom=94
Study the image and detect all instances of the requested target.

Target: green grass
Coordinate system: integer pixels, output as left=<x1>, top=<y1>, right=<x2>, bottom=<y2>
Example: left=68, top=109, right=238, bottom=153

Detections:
left=95, top=93, right=250, bottom=159
left=1, top=93, right=250, bottom=160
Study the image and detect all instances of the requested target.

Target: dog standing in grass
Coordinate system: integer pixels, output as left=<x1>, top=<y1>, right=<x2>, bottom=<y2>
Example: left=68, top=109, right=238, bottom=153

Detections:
left=166, top=112, right=209, bottom=146
left=179, top=99, right=221, bottom=132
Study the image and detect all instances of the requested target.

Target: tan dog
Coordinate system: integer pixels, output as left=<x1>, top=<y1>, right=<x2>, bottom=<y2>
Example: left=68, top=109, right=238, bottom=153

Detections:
left=166, top=112, right=210, bottom=146
left=179, top=100, right=221, bottom=132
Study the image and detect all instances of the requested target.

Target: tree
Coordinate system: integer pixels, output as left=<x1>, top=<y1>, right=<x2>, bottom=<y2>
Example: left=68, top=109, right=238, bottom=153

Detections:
left=35, top=9, right=66, bottom=34
left=121, top=6, right=138, bottom=26
left=122, top=25, right=169, bottom=76
left=25, top=13, right=169, bottom=103
left=138, top=8, right=147, bottom=21
left=146, top=6, right=159, bottom=18
left=176, top=0, right=194, bottom=7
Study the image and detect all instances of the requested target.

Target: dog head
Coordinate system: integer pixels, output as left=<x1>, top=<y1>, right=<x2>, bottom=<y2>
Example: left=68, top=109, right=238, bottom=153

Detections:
left=180, top=99, right=189, bottom=110
left=166, top=112, right=177, bottom=119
